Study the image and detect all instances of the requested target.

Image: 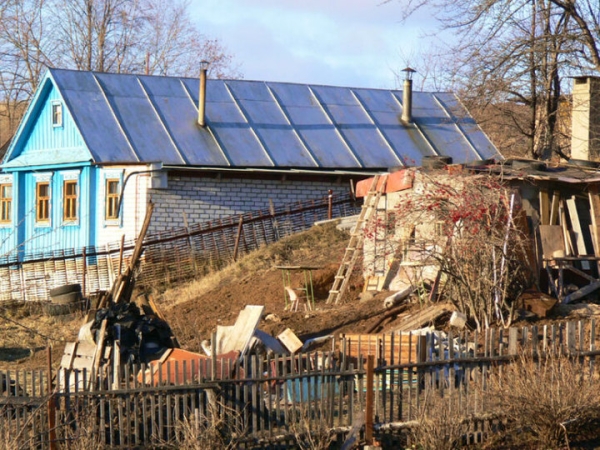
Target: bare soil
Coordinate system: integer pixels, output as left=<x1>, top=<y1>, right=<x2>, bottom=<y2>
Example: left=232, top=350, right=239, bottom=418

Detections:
left=0, top=223, right=403, bottom=370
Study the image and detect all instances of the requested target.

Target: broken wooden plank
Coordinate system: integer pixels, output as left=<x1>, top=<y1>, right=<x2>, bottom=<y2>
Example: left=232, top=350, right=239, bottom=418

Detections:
left=90, top=318, right=108, bottom=387
left=277, top=328, right=303, bottom=353
left=588, top=186, right=600, bottom=272
left=559, top=201, right=574, bottom=255
left=341, top=333, right=423, bottom=364
left=538, top=225, right=565, bottom=261
left=549, top=191, right=560, bottom=225
left=252, top=329, right=288, bottom=354
left=217, top=305, right=265, bottom=356
left=392, top=303, right=452, bottom=332
left=215, top=325, right=234, bottom=356
left=59, top=340, right=97, bottom=391
left=137, top=349, right=242, bottom=385
left=566, top=196, right=590, bottom=269
left=110, top=202, right=155, bottom=305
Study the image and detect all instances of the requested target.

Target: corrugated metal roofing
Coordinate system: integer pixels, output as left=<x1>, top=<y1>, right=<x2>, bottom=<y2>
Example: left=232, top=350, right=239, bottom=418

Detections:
left=6, top=68, right=501, bottom=169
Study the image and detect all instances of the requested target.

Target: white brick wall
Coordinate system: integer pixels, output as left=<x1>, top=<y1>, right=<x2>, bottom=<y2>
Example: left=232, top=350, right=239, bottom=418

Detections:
left=148, top=175, right=349, bottom=232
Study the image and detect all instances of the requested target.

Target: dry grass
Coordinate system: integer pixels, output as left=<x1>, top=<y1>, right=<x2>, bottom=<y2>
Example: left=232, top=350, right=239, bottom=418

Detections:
left=159, top=223, right=348, bottom=309
left=408, top=391, right=467, bottom=450
left=0, top=416, right=19, bottom=450
left=488, top=354, right=600, bottom=448
left=164, top=402, right=247, bottom=450
left=57, top=410, right=104, bottom=450
left=289, top=404, right=335, bottom=450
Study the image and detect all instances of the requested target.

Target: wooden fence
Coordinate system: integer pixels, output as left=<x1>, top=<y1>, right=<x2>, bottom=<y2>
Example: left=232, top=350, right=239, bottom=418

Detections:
left=3, top=319, right=600, bottom=448
left=0, top=193, right=360, bottom=303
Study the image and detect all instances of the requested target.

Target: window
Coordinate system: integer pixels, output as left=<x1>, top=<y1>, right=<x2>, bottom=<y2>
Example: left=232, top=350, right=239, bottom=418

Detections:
left=0, top=184, right=12, bottom=223
left=52, top=102, right=62, bottom=127
left=63, top=180, right=77, bottom=221
left=105, top=179, right=120, bottom=220
left=36, top=182, right=50, bottom=222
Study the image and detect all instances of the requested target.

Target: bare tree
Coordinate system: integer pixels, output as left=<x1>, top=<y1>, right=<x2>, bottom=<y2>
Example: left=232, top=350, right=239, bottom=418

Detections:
left=0, top=0, right=239, bottom=148
left=387, top=0, right=596, bottom=160
left=0, top=0, right=55, bottom=146
left=138, top=0, right=240, bottom=78
left=50, top=0, right=137, bottom=72
left=49, top=0, right=239, bottom=78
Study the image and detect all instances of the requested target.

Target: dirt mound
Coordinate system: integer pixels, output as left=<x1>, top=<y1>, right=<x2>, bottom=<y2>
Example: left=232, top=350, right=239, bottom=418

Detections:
left=159, top=223, right=389, bottom=352
left=0, top=222, right=407, bottom=369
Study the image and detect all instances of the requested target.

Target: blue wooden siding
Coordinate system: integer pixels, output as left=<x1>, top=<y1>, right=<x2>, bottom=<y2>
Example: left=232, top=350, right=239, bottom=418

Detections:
left=0, top=166, right=98, bottom=259
left=4, top=83, right=90, bottom=168
left=21, top=170, right=80, bottom=255
left=0, top=81, right=97, bottom=258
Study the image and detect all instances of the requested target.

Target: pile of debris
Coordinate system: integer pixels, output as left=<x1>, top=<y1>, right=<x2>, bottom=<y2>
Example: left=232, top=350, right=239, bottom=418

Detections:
left=58, top=204, right=332, bottom=390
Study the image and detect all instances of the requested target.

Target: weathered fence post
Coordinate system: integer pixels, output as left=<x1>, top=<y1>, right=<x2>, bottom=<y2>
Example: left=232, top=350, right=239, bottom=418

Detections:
left=47, top=345, right=57, bottom=450
left=183, top=211, right=198, bottom=274
left=233, top=215, right=244, bottom=261
left=365, top=355, right=374, bottom=445
left=82, top=246, right=87, bottom=297
left=328, top=190, right=333, bottom=220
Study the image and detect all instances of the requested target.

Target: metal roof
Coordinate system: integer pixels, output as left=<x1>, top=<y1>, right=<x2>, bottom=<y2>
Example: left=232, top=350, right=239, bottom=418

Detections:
left=5, top=68, right=501, bottom=169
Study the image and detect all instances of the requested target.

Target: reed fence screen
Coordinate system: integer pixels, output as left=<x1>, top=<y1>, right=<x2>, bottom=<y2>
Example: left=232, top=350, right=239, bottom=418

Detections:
left=0, top=193, right=360, bottom=303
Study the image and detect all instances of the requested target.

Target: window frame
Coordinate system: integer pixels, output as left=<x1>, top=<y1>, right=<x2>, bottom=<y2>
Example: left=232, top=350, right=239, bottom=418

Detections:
left=0, top=183, right=12, bottom=224
left=105, top=178, right=120, bottom=221
left=36, top=181, right=51, bottom=224
left=63, top=179, right=78, bottom=222
left=51, top=101, right=63, bottom=127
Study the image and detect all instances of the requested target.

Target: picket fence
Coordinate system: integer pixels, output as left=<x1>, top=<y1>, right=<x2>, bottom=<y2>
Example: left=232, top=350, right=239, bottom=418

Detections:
left=2, top=318, right=600, bottom=449
left=0, top=192, right=360, bottom=303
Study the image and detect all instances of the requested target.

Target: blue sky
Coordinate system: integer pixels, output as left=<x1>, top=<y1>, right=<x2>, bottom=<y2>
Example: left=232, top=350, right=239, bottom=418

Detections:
left=190, top=0, right=438, bottom=89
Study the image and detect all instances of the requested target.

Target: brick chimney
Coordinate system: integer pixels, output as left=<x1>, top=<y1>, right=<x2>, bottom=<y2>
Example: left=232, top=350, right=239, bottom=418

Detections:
left=571, top=76, right=600, bottom=160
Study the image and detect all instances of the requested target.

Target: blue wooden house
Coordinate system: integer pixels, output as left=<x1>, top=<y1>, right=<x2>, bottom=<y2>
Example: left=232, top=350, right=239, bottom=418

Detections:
left=0, top=68, right=500, bottom=261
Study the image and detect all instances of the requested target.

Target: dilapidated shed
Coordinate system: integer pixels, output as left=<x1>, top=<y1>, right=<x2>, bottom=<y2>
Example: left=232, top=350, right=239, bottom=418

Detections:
left=352, top=159, right=600, bottom=328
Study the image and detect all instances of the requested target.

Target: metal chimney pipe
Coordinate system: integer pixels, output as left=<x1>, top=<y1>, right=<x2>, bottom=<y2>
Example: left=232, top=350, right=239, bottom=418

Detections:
left=401, top=67, right=416, bottom=124
left=198, top=60, right=210, bottom=127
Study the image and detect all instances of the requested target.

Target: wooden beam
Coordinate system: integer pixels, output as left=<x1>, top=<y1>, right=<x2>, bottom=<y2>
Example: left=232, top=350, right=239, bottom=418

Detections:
left=588, top=186, right=600, bottom=272
left=549, top=191, right=560, bottom=225
left=539, top=189, right=550, bottom=225
left=564, top=280, right=600, bottom=304
left=566, top=197, right=590, bottom=270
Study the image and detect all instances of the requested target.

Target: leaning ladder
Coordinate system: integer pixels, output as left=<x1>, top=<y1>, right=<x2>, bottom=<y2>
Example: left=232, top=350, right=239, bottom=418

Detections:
left=326, top=174, right=388, bottom=304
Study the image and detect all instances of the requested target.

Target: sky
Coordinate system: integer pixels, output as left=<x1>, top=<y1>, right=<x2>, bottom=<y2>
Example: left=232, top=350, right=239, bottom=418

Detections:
left=190, top=0, right=439, bottom=89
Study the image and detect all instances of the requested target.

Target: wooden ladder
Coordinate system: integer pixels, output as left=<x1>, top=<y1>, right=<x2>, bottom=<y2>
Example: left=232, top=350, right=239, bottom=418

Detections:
left=326, top=174, right=388, bottom=304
